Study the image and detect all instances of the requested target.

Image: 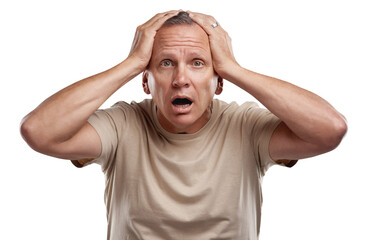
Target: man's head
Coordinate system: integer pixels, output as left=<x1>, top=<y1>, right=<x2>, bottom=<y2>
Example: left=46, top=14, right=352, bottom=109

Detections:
left=143, top=12, right=223, bottom=134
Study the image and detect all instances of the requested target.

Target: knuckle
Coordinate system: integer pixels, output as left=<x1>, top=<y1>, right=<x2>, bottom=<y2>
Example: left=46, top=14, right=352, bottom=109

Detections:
left=208, top=15, right=216, bottom=22
left=142, top=29, right=153, bottom=38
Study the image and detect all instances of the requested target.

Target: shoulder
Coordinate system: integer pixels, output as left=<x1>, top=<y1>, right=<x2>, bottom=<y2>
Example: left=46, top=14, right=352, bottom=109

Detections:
left=214, top=99, right=261, bottom=118
left=87, top=99, right=153, bottom=134
left=214, top=99, right=279, bottom=131
left=98, top=99, right=153, bottom=120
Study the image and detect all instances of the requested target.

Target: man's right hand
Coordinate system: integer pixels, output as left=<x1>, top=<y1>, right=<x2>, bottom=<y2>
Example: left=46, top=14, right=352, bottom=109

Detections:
left=128, top=10, right=180, bottom=73
left=20, top=10, right=180, bottom=164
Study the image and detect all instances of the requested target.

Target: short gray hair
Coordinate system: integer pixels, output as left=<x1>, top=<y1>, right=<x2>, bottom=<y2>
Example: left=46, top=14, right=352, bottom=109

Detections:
left=162, top=11, right=195, bottom=27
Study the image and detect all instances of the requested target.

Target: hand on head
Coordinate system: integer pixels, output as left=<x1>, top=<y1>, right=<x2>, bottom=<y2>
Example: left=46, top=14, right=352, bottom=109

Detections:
left=187, top=11, right=238, bottom=80
left=128, top=10, right=238, bottom=80
left=128, top=10, right=181, bottom=72
left=133, top=10, right=227, bottom=134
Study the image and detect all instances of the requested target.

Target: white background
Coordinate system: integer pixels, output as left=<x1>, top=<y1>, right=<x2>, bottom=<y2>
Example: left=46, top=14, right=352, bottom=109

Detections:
left=1, top=0, right=365, bottom=239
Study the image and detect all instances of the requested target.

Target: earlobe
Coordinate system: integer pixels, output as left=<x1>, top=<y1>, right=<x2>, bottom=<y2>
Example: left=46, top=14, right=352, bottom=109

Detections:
left=215, top=76, right=223, bottom=95
left=142, top=71, right=151, bottom=94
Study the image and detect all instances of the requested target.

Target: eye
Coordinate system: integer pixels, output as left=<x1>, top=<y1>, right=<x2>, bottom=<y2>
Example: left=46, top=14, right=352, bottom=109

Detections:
left=193, top=60, right=204, bottom=67
left=161, top=60, right=173, bottom=67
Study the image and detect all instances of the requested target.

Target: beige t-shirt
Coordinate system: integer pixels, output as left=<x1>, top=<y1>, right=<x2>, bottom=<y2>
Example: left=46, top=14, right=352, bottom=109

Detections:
left=74, top=99, right=295, bottom=240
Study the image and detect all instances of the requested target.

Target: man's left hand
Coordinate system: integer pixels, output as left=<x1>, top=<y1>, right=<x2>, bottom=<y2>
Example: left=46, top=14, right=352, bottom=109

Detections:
left=188, top=11, right=240, bottom=80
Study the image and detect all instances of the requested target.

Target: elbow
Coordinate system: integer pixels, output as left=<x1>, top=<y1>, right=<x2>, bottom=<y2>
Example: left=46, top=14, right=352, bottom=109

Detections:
left=20, top=115, right=48, bottom=153
left=322, top=115, right=348, bottom=151
left=20, top=116, right=37, bottom=149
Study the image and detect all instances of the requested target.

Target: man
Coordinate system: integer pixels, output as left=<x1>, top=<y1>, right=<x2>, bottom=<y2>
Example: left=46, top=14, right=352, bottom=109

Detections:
left=20, top=10, right=347, bottom=239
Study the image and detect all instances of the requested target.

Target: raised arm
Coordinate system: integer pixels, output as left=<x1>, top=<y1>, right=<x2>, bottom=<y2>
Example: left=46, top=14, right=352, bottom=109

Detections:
left=189, top=11, right=347, bottom=161
left=20, top=10, right=180, bottom=161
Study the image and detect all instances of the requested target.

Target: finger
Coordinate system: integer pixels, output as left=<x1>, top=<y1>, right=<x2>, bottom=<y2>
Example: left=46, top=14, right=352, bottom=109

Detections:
left=143, top=10, right=181, bottom=30
left=145, top=10, right=179, bottom=24
left=131, top=10, right=180, bottom=51
left=129, top=10, right=181, bottom=59
left=188, top=11, right=221, bottom=36
left=151, top=10, right=181, bottom=30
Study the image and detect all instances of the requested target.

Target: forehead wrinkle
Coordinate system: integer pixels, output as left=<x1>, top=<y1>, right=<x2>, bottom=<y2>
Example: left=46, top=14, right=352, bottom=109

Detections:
left=160, top=44, right=209, bottom=54
left=154, top=39, right=211, bottom=59
left=154, top=46, right=211, bottom=63
left=152, top=24, right=211, bottom=62
left=157, top=36, right=209, bottom=49
left=158, top=34, right=207, bottom=43
left=156, top=24, right=209, bottom=41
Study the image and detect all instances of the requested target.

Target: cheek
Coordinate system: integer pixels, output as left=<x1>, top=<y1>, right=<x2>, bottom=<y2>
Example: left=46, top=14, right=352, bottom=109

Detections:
left=147, top=72, right=163, bottom=97
left=210, top=75, right=219, bottom=94
left=194, top=76, right=217, bottom=107
left=200, top=75, right=218, bottom=97
left=148, top=73, right=168, bottom=103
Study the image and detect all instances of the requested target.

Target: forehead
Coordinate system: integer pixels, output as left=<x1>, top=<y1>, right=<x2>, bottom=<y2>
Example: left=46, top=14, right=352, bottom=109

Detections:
left=152, top=24, right=211, bottom=58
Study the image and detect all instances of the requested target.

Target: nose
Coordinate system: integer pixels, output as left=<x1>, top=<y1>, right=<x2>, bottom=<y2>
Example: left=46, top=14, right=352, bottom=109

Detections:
left=172, top=64, right=189, bottom=88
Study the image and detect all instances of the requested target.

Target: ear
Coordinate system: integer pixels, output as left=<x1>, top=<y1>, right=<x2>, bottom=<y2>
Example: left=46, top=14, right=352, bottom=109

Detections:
left=142, top=71, right=150, bottom=94
left=215, top=76, right=223, bottom=95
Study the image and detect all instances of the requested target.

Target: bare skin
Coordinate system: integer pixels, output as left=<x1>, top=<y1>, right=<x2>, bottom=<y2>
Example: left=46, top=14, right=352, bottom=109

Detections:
left=143, top=24, right=223, bottom=134
left=20, top=10, right=181, bottom=160
left=187, top=11, right=347, bottom=160
left=20, top=10, right=347, bottom=165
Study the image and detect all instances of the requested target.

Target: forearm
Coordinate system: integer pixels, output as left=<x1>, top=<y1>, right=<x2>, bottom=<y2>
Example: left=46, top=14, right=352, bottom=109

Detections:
left=20, top=10, right=182, bottom=158
left=187, top=11, right=346, bottom=158
left=227, top=65, right=347, bottom=145
left=21, top=57, right=140, bottom=147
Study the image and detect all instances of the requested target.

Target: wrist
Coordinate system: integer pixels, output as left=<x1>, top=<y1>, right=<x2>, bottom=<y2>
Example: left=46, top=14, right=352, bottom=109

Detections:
left=118, top=56, right=146, bottom=80
left=126, top=54, right=149, bottom=74
left=218, top=62, right=243, bottom=83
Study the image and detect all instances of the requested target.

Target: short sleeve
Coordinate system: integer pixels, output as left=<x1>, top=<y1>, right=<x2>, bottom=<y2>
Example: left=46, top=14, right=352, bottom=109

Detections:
left=242, top=102, right=292, bottom=175
left=72, top=102, right=129, bottom=172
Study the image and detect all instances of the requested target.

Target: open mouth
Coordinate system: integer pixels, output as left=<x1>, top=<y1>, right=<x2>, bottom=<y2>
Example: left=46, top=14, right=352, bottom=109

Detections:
left=172, top=98, right=193, bottom=108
